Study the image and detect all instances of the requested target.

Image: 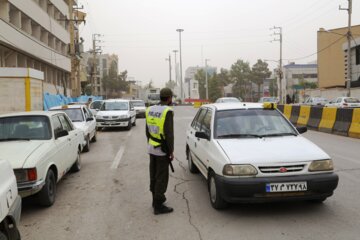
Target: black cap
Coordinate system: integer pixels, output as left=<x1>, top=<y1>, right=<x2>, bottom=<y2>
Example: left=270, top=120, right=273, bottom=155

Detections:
left=160, top=88, right=173, bottom=98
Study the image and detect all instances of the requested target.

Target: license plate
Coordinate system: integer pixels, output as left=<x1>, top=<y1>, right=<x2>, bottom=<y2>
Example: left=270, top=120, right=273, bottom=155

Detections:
left=266, top=182, right=307, bottom=192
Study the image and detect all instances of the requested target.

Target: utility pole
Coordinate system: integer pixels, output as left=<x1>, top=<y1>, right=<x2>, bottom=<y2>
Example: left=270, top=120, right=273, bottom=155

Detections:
left=91, top=34, right=102, bottom=96
left=205, top=59, right=210, bottom=101
left=173, top=50, right=178, bottom=85
left=340, top=0, right=352, bottom=97
left=165, top=54, right=172, bottom=83
left=176, top=29, right=184, bottom=101
left=271, top=26, right=283, bottom=104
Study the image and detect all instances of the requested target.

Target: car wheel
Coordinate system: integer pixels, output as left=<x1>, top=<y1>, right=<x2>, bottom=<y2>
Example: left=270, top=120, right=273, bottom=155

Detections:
left=0, top=231, right=8, bottom=240
left=38, top=169, right=56, bottom=207
left=208, top=171, right=228, bottom=209
left=188, top=151, right=199, bottom=174
left=132, top=117, right=136, bottom=126
left=126, top=119, right=132, bottom=130
left=83, top=136, right=90, bottom=152
left=71, top=150, right=81, bottom=172
left=91, top=131, right=97, bottom=142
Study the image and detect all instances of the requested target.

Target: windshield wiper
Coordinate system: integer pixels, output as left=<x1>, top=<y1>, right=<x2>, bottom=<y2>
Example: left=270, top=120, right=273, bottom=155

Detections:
left=260, top=132, right=298, bottom=137
left=0, top=138, right=31, bottom=142
left=217, top=134, right=262, bottom=139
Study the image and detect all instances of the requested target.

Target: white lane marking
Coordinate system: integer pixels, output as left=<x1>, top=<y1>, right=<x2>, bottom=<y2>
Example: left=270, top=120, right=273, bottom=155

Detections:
left=111, top=146, right=125, bottom=169
left=331, top=153, right=360, bottom=166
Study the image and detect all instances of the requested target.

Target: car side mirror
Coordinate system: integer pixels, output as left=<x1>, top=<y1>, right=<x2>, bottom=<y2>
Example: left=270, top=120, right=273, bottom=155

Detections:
left=55, top=129, right=69, bottom=139
left=296, top=126, right=307, bottom=134
left=86, top=117, right=94, bottom=122
left=195, top=131, right=210, bottom=140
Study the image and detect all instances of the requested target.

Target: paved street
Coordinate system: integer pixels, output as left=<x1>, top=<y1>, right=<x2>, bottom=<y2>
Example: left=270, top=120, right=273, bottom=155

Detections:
left=19, top=106, right=360, bottom=240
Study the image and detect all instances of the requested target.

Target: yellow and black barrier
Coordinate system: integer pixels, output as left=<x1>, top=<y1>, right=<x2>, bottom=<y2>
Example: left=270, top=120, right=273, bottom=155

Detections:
left=278, top=105, right=360, bottom=139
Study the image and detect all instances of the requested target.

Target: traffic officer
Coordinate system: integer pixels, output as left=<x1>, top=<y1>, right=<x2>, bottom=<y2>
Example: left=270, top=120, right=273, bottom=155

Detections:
left=145, top=88, right=174, bottom=215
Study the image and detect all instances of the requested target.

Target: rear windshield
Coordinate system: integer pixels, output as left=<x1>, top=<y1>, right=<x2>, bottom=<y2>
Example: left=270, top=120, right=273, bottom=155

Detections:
left=344, top=98, right=360, bottom=103
left=50, top=108, right=84, bottom=122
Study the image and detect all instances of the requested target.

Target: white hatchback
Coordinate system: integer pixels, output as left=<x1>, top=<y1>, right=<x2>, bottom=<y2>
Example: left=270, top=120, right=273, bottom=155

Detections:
left=50, top=104, right=97, bottom=152
left=186, top=103, right=339, bottom=209
left=96, top=99, right=136, bottom=130
left=325, top=97, right=360, bottom=108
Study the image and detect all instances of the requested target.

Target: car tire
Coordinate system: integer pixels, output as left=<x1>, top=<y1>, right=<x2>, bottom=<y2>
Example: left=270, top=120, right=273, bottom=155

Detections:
left=0, top=231, right=8, bottom=240
left=71, top=150, right=81, bottom=172
left=91, top=131, right=97, bottom=142
left=132, top=117, right=136, bottom=126
left=188, top=151, right=199, bottom=174
left=126, top=120, right=132, bottom=130
left=37, top=169, right=56, bottom=207
left=208, top=171, right=228, bottom=210
left=83, top=136, right=90, bottom=152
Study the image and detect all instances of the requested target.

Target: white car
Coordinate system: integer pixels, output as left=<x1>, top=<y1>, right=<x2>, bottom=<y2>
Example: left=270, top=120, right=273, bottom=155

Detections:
left=0, top=111, right=84, bottom=207
left=215, top=97, right=241, bottom=103
left=88, top=100, right=104, bottom=116
left=131, top=100, right=146, bottom=118
left=325, top=97, right=360, bottom=108
left=303, top=97, right=328, bottom=106
left=49, top=105, right=97, bottom=152
left=186, top=103, right=339, bottom=209
left=96, top=99, right=136, bottom=130
left=0, top=159, right=21, bottom=239
left=258, top=97, right=279, bottom=103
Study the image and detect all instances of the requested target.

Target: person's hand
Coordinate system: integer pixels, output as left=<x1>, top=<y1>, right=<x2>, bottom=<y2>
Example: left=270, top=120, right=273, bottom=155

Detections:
left=169, top=153, right=174, bottom=161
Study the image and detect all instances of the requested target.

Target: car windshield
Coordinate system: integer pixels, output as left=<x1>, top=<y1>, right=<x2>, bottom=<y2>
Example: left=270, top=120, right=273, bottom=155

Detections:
left=90, top=101, right=103, bottom=109
left=215, top=109, right=297, bottom=138
left=101, top=102, right=129, bottom=111
left=51, top=108, right=84, bottom=122
left=344, top=98, right=360, bottom=103
left=132, top=101, right=145, bottom=107
left=0, top=116, right=52, bottom=141
left=218, top=98, right=240, bottom=103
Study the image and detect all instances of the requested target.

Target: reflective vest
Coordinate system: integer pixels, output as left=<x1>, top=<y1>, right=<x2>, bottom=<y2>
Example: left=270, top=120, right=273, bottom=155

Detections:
left=146, top=105, right=173, bottom=147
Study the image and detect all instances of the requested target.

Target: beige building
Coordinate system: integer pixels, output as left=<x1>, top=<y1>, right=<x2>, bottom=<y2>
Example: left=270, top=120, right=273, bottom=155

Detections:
left=317, top=25, right=360, bottom=89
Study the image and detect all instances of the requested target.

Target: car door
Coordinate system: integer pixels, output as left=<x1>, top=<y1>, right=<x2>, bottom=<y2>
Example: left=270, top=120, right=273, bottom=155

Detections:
left=84, top=107, right=96, bottom=139
left=58, top=114, right=78, bottom=167
left=51, top=115, right=71, bottom=179
left=195, top=108, right=213, bottom=175
left=129, top=102, right=136, bottom=123
left=336, top=98, right=342, bottom=108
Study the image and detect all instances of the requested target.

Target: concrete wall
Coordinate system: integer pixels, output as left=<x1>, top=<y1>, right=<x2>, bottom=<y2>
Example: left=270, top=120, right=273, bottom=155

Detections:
left=0, top=68, right=44, bottom=113
left=305, top=87, right=360, bottom=101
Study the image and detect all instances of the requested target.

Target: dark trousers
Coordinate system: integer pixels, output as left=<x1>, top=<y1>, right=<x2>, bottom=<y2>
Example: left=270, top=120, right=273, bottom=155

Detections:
left=149, top=154, right=169, bottom=206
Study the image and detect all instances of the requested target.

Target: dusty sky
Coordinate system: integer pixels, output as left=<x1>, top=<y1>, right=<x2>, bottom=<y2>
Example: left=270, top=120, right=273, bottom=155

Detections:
left=78, top=0, right=360, bottom=87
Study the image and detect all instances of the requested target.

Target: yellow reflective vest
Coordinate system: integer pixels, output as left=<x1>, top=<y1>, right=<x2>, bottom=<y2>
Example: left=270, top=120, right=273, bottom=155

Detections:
left=146, top=105, right=173, bottom=147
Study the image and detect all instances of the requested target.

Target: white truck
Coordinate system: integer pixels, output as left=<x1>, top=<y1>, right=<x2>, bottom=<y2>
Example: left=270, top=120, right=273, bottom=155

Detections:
left=145, top=88, right=160, bottom=106
left=0, top=159, right=21, bottom=240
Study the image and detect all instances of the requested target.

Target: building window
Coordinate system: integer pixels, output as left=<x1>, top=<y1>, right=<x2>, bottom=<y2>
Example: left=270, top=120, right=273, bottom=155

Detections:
left=356, top=46, right=360, bottom=65
left=292, top=73, right=317, bottom=79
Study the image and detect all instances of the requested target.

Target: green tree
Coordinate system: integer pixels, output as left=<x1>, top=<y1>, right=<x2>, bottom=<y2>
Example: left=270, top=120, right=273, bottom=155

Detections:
left=195, top=69, right=206, bottom=99
left=102, top=60, right=118, bottom=97
left=117, top=70, right=129, bottom=92
left=251, top=59, right=271, bottom=100
left=208, top=74, right=222, bottom=102
left=230, top=59, right=251, bottom=100
left=217, top=68, right=231, bottom=96
left=144, top=79, right=154, bottom=89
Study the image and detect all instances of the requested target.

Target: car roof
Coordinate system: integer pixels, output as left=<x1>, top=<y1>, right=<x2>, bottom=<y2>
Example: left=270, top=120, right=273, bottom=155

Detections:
left=50, top=105, right=86, bottom=110
left=104, top=99, right=130, bottom=103
left=203, top=102, right=267, bottom=111
left=0, top=111, right=63, bottom=118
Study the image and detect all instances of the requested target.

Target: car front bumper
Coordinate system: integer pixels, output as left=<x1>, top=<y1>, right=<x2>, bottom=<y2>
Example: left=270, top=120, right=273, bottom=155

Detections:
left=96, top=118, right=130, bottom=128
left=17, top=180, right=45, bottom=198
left=216, top=173, right=339, bottom=203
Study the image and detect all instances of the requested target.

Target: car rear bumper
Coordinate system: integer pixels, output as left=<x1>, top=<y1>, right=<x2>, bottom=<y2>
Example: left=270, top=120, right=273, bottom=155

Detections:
left=18, top=180, right=45, bottom=198
left=216, top=173, right=339, bottom=203
left=8, top=195, right=21, bottom=225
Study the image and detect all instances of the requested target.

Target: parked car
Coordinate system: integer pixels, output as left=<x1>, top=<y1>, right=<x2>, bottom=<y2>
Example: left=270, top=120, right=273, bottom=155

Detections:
left=96, top=99, right=136, bottom=130
left=49, top=104, right=97, bottom=152
left=215, top=97, right=241, bottom=103
left=258, top=97, right=279, bottom=103
left=0, top=111, right=84, bottom=207
left=131, top=100, right=146, bottom=118
left=303, top=97, right=328, bottom=106
left=0, top=159, right=21, bottom=240
left=88, top=100, right=104, bottom=116
left=186, top=102, right=338, bottom=209
left=325, top=97, right=360, bottom=108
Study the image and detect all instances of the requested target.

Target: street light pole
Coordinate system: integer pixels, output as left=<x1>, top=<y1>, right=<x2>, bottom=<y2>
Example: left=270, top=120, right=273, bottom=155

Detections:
left=205, top=59, right=210, bottom=101
left=165, top=54, right=172, bottom=83
left=340, top=0, right=352, bottom=97
left=271, top=26, right=283, bottom=104
left=173, top=50, right=178, bottom=85
left=176, top=29, right=184, bottom=101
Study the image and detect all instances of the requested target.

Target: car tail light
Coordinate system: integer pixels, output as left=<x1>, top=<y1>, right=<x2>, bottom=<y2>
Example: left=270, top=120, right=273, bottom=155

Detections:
left=27, top=168, right=37, bottom=181
left=14, top=168, right=37, bottom=183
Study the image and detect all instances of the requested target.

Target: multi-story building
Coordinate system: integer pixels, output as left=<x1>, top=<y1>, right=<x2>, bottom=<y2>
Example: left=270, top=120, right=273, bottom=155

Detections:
left=0, top=0, right=78, bottom=96
left=81, top=52, right=119, bottom=97
left=317, top=25, right=360, bottom=89
left=184, top=66, right=216, bottom=100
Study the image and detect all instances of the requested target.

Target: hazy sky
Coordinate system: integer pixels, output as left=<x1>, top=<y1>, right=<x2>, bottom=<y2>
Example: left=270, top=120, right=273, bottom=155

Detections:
left=78, top=0, right=360, bottom=87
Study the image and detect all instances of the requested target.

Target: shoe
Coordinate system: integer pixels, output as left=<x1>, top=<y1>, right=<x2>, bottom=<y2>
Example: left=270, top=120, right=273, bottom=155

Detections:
left=154, top=204, right=174, bottom=215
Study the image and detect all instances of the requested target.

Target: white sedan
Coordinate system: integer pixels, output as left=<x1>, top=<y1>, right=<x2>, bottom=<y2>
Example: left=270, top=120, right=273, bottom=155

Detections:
left=186, top=103, right=339, bottom=209
left=0, top=111, right=84, bottom=206
left=50, top=104, right=97, bottom=152
left=325, top=97, right=360, bottom=108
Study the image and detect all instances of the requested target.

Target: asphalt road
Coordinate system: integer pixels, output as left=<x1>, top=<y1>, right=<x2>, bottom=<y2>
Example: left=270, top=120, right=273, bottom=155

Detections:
left=19, top=106, right=360, bottom=240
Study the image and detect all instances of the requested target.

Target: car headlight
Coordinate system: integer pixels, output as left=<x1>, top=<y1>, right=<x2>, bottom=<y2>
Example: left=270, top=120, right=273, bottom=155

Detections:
left=309, top=160, right=334, bottom=172
left=120, top=115, right=129, bottom=119
left=14, top=168, right=37, bottom=183
left=223, top=164, right=258, bottom=176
